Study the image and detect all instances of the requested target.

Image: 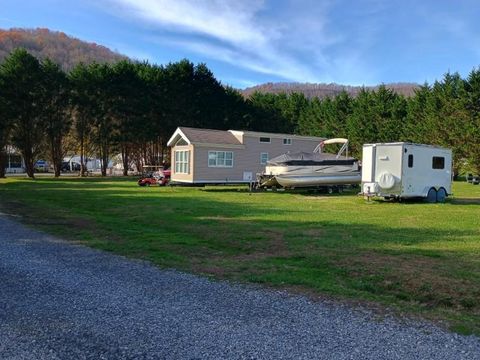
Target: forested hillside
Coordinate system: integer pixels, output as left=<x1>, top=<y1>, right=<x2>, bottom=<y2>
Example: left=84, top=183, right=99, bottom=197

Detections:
left=242, top=82, right=419, bottom=99
left=0, top=28, right=126, bottom=71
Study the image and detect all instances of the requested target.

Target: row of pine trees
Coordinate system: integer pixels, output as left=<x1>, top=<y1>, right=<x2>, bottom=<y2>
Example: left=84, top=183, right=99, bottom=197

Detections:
left=0, top=49, right=253, bottom=178
left=1, top=48, right=479, bottom=178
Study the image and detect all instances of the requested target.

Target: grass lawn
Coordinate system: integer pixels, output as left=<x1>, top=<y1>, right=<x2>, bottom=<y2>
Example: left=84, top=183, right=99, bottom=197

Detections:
left=1, top=177, right=479, bottom=334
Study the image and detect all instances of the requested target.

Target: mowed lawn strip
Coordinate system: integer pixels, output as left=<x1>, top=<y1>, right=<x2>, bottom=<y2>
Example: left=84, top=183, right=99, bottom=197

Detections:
left=1, top=177, right=479, bottom=335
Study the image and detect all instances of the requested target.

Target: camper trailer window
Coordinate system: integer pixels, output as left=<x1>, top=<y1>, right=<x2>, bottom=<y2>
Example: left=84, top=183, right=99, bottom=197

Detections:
left=259, top=137, right=271, bottom=143
left=432, top=156, right=445, bottom=169
left=408, top=154, right=414, bottom=168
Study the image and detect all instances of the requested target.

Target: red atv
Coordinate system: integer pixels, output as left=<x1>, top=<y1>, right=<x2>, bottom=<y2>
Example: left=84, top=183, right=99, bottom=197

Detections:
left=138, top=167, right=171, bottom=187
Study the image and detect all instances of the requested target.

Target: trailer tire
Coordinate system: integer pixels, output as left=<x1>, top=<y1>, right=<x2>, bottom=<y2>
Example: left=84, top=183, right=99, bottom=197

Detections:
left=436, top=187, right=447, bottom=203
left=425, top=187, right=437, bottom=203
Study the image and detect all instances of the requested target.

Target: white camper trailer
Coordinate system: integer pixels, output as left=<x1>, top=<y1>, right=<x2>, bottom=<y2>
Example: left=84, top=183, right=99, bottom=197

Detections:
left=362, top=143, right=452, bottom=202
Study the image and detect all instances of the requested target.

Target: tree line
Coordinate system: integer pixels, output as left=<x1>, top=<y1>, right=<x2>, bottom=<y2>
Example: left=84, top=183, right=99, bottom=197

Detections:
left=0, top=49, right=256, bottom=178
left=0, top=48, right=479, bottom=178
left=248, top=73, right=480, bottom=175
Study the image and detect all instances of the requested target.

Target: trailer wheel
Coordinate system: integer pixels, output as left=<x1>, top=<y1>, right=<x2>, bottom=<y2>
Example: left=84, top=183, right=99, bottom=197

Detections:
left=436, top=187, right=447, bottom=203
left=425, top=187, right=437, bottom=203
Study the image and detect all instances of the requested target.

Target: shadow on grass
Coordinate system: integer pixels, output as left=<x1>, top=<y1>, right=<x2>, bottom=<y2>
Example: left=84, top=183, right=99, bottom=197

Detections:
left=450, top=198, right=480, bottom=205
left=200, top=187, right=250, bottom=193
left=2, top=179, right=475, bottom=251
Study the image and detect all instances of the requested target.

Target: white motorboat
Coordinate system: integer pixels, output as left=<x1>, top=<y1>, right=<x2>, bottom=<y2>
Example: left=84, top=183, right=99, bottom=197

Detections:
left=259, top=138, right=361, bottom=188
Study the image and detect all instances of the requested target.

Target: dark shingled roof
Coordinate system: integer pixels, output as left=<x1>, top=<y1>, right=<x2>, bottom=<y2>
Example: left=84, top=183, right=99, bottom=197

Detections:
left=179, top=127, right=242, bottom=145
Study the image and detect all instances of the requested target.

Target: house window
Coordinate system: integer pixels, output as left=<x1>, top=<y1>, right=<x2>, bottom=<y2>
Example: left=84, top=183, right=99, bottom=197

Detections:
left=259, top=137, right=271, bottom=143
left=260, top=152, right=269, bottom=165
left=432, top=156, right=445, bottom=169
left=408, top=154, right=414, bottom=168
left=208, top=151, right=233, bottom=167
left=283, top=138, right=292, bottom=145
left=174, top=150, right=190, bottom=174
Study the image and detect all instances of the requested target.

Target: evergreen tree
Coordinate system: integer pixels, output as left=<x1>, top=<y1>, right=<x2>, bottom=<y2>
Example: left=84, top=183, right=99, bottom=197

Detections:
left=464, top=68, right=480, bottom=174
left=110, top=61, right=146, bottom=175
left=70, top=63, right=94, bottom=176
left=426, top=73, right=469, bottom=173
left=280, top=92, right=309, bottom=134
left=222, top=86, right=251, bottom=130
left=371, top=85, right=407, bottom=143
left=0, top=49, right=45, bottom=178
left=297, top=97, right=325, bottom=137
left=346, top=88, right=376, bottom=155
left=41, top=59, right=71, bottom=177
left=404, top=83, right=431, bottom=142
left=89, top=63, right=116, bottom=176
left=137, top=62, right=169, bottom=166
left=331, top=91, right=353, bottom=138
left=0, top=71, right=12, bottom=178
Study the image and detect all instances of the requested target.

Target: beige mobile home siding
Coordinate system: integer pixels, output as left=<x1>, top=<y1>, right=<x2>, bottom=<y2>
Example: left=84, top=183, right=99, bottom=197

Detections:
left=193, top=145, right=243, bottom=182
left=170, top=144, right=194, bottom=182
left=192, top=135, right=320, bottom=183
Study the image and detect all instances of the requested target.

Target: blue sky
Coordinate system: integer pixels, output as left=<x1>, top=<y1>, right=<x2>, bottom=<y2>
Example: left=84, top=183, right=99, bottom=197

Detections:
left=1, top=0, right=480, bottom=88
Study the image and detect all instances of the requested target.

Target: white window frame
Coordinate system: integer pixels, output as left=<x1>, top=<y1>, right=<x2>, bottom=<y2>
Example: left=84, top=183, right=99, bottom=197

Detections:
left=259, top=137, right=271, bottom=143
left=283, top=138, right=292, bottom=145
left=208, top=151, right=234, bottom=168
left=260, top=152, right=269, bottom=165
left=174, top=150, right=190, bottom=174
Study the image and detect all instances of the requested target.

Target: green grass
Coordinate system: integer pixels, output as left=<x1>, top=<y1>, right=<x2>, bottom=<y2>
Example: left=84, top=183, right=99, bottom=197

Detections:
left=1, top=177, right=480, bottom=334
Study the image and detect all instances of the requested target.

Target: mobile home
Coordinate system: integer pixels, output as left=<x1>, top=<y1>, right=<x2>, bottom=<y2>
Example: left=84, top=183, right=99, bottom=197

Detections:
left=167, top=127, right=325, bottom=184
left=362, top=143, right=452, bottom=202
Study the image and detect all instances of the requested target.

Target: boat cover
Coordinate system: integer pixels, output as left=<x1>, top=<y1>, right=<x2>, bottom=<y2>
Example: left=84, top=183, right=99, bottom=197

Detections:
left=267, top=152, right=357, bottom=166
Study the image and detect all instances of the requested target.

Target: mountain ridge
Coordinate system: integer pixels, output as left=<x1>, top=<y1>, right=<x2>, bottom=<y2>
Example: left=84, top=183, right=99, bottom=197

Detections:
left=241, top=82, right=420, bottom=99
left=0, top=28, right=420, bottom=99
left=0, top=28, right=127, bottom=71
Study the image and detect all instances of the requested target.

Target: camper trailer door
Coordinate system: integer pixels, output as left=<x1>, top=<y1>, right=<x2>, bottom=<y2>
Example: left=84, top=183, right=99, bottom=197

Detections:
left=361, top=145, right=375, bottom=183
left=374, top=144, right=403, bottom=194
left=402, top=144, right=420, bottom=196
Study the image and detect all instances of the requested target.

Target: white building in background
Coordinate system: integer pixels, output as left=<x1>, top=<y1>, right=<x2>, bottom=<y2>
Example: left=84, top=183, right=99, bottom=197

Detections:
left=62, top=155, right=113, bottom=172
left=5, top=146, right=25, bottom=174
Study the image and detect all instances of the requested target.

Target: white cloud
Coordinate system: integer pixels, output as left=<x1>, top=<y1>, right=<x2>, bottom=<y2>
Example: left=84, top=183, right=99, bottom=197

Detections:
left=102, top=0, right=374, bottom=83
left=223, top=78, right=259, bottom=89
left=153, top=37, right=319, bottom=82
left=112, top=0, right=270, bottom=47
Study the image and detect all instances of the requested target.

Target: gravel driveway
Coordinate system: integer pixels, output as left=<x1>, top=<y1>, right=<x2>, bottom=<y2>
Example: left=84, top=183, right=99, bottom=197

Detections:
left=0, top=215, right=479, bottom=360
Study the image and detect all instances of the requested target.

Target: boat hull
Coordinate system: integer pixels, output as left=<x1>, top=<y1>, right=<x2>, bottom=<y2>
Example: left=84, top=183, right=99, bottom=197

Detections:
left=262, top=151, right=361, bottom=188
left=275, top=173, right=361, bottom=188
